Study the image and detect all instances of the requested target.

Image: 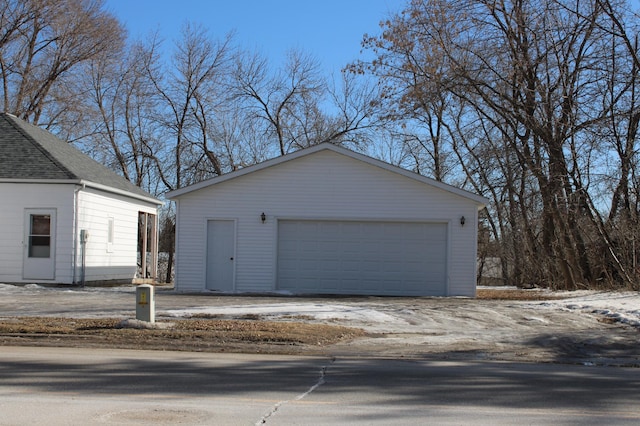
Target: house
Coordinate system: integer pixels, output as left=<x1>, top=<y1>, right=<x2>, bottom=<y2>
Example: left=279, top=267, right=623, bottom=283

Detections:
left=0, top=113, right=161, bottom=285
left=167, top=143, right=487, bottom=297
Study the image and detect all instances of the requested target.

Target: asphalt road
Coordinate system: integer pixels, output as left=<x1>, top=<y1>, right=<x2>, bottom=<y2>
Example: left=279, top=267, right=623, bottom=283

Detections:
left=1, top=346, right=639, bottom=425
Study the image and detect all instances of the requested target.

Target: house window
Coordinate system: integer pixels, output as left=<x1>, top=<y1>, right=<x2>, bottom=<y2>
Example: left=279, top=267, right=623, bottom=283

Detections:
left=29, top=214, right=51, bottom=258
left=107, top=217, right=114, bottom=252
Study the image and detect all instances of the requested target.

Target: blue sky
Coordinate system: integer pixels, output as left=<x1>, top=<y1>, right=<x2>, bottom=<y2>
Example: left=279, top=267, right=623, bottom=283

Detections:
left=105, top=0, right=400, bottom=75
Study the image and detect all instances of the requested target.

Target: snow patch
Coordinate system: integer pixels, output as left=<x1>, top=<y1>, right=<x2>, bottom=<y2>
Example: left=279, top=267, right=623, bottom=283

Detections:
left=165, top=303, right=407, bottom=326
left=525, top=291, right=640, bottom=329
left=117, top=319, right=174, bottom=330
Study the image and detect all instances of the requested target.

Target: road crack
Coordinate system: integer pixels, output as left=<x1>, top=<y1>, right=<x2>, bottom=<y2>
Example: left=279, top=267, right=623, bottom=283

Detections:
left=256, top=357, right=335, bottom=425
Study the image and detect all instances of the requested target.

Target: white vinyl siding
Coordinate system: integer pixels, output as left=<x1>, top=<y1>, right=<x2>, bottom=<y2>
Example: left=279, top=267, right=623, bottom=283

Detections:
left=76, top=187, right=157, bottom=282
left=173, top=149, right=480, bottom=296
left=0, top=182, right=158, bottom=284
left=0, top=183, right=74, bottom=283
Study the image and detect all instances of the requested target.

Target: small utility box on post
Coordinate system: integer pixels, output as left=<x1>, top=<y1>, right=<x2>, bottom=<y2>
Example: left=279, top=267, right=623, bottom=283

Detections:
left=136, top=284, right=155, bottom=323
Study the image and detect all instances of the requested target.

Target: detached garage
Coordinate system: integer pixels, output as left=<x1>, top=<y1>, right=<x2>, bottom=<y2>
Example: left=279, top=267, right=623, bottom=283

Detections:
left=167, top=143, right=487, bottom=297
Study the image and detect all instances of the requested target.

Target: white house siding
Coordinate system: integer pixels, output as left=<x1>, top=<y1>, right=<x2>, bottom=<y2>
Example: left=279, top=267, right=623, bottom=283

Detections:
left=76, top=187, right=157, bottom=282
left=0, top=183, right=158, bottom=285
left=174, top=149, right=480, bottom=296
left=0, top=183, right=75, bottom=283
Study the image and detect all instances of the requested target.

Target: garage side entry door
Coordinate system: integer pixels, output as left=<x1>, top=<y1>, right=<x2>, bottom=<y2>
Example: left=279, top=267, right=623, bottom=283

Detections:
left=277, top=220, right=448, bottom=296
left=206, top=220, right=235, bottom=291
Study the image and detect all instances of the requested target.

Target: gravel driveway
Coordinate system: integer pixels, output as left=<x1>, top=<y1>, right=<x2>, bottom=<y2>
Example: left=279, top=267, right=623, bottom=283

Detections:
left=1, top=284, right=638, bottom=366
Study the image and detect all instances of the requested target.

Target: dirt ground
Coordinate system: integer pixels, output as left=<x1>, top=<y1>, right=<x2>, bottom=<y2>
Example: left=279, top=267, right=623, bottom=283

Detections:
left=0, top=288, right=638, bottom=366
left=0, top=316, right=365, bottom=355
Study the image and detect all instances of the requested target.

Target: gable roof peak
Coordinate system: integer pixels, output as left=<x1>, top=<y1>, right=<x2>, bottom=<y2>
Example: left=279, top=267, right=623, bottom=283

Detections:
left=167, top=142, right=488, bottom=206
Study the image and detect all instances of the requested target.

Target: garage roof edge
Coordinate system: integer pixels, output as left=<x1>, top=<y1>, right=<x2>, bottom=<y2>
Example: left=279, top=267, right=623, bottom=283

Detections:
left=166, top=143, right=489, bottom=207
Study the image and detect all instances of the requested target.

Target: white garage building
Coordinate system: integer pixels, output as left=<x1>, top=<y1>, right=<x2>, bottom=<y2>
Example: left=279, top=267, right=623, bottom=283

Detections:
left=167, top=143, right=487, bottom=296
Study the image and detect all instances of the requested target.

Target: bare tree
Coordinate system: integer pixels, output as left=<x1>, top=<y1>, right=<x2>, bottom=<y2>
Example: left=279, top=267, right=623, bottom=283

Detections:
left=147, top=23, right=235, bottom=190
left=233, top=48, right=326, bottom=156
left=78, top=35, right=165, bottom=190
left=323, top=71, right=385, bottom=149
left=359, top=0, right=640, bottom=290
left=0, top=0, right=124, bottom=125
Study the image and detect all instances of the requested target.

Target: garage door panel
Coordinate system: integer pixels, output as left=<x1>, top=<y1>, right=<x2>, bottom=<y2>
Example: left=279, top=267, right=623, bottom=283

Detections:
left=361, top=260, right=381, bottom=271
left=319, top=259, right=341, bottom=270
left=360, top=243, right=382, bottom=254
left=301, top=258, right=321, bottom=270
left=279, top=239, right=298, bottom=252
left=404, top=245, right=429, bottom=260
left=342, top=241, right=363, bottom=254
left=318, top=244, right=341, bottom=254
left=342, top=278, right=363, bottom=291
left=296, top=278, right=319, bottom=290
left=298, top=221, right=318, bottom=232
left=277, top=220, right=447, bottom=296
left=319, top=279, right=339, bottom=290
left=381, top=259, right=404, bottom=272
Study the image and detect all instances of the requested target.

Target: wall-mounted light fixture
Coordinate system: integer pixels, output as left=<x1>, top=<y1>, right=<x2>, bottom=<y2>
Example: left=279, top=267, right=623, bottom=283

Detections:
left=261, top=212, right=266, bottom=223
left=460, top=216, right=466, bottom=226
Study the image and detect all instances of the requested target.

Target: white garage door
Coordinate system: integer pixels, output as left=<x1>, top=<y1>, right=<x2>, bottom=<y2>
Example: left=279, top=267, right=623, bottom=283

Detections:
left=277, top=220, right=448, bottom=296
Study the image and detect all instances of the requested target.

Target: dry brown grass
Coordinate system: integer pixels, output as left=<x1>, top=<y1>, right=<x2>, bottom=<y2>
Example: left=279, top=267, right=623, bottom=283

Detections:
left=476, top=288, right=563, bottom=301
left=0, top=317, right=366, bottom=354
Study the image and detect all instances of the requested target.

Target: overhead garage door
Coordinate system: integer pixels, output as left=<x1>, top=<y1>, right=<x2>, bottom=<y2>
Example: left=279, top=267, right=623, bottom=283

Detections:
left=277, top=220, right=448, bottom=296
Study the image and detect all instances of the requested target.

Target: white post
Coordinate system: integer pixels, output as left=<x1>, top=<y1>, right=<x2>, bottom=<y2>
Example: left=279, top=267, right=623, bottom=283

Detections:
left=136, top=284, right=155, bottom=323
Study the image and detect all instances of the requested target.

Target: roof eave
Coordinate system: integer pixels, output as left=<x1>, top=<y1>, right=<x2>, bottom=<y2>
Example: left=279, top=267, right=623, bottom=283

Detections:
left=0, top=178, right=82, bottom=184
left=80, top=180, right=163, bottom=206
left=0, top=178, right=163, bottom=206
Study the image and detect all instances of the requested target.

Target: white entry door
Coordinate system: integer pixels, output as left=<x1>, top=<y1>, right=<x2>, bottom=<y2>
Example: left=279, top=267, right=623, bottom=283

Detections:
left=206, top=220, right=235, bottom=291
left=23, top=209, right=56, bottom=280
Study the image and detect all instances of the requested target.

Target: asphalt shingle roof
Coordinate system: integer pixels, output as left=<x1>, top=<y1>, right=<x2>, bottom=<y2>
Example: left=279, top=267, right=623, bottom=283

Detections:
left=0, top=112, right=156, bottom=200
